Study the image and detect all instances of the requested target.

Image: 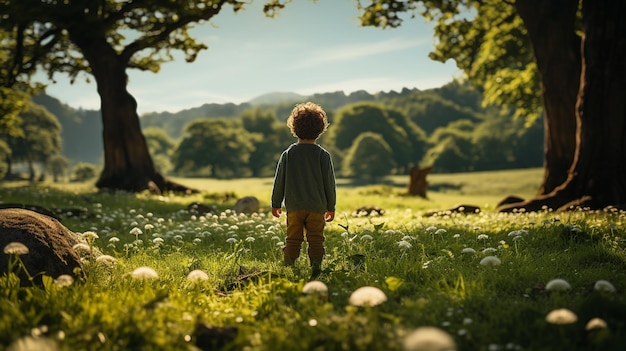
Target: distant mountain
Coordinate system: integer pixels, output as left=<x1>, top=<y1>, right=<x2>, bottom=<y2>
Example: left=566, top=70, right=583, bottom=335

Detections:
left=248, top=92, right=307, bottom=106
left=35, top=80, right=489, bottom=165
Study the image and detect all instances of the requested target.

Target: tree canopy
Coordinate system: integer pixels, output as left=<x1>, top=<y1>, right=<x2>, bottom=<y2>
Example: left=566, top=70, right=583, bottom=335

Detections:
left=358, top=0, right=626, bottom=211
left=0, top=0, right=285, bottom=192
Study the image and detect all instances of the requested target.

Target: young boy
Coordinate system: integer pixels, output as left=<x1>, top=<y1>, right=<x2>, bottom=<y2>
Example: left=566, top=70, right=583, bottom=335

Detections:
left=271, top=102, right=336, bottom=279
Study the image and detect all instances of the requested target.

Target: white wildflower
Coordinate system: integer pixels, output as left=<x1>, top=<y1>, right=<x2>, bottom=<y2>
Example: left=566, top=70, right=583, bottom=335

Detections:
left=403, top=326, right=457, bottom=351
left=187, top=269, right=209, bottom=281
left=545, top=278, right=571, bottom=291
left=130, top=266, right=159, bottom=280
left=397, top=240, right=413, bottom=249
left=545, top=308, right=577, bottom=325
left=81, top=231, right=99, bottom=241
left=461, top=248, right=476, bottom=254
left=3, top=242, right=29, bottom=255
left=349, top=286, right=387, bottom=307
left=54, top=274, right=74, bottom=287
left=95, top=255, right=118, bottom=268
left=585, top=318, right=608, bottom=330
left=479, top=256, right=501, bottom=267
left=302, top=281, right=328, bottom=298
left=594, top=280, right=615, bottom=293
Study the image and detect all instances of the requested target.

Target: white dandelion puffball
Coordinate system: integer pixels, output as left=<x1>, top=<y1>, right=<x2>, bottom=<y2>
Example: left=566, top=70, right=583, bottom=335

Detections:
left=349, top=286, right=387, bottom=307
left=187, top=269, right=209, bottom=281
left=3, top=242, right=29, bottom=255
left=585, top=318, right=608, bottom=331
left=302, top=281, right=328, bottom=295
left=593, top=280, right=616, bottom=293
left=130, top=266, right=159, bottom=280
left=546, top=308, right=578, bottom=325
left=545, top=278, right=572, bottom=291
left=479, top=256, right=501, bottom=267
left=403, top=326, right=457, bottom=351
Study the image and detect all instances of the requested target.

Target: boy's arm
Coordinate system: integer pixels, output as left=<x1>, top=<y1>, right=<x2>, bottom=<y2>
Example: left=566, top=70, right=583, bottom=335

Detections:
left=324, top=211, right=335, bottom=222
left=271, top=153, right=287, bottom=213
left=272, top=207, right=283, bottom=218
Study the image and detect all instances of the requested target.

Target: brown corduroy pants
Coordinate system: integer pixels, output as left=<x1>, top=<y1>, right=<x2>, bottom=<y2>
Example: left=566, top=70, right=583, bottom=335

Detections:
left=284, top=210, right=326, bottom=264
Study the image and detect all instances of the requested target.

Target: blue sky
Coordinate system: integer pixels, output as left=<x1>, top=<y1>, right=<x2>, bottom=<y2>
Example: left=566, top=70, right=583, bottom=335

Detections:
left=38, top=0, right=461, bottom=115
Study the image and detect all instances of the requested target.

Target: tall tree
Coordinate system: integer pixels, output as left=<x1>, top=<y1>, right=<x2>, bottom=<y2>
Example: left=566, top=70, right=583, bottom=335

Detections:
left=241, top=107, right=292, bottom=177
left=1, top=102, right=62, bottom=180
left=343, top=132, right=397, bottom=179
left=0, top=0, right=280, bottom=193
left=173, top=119, right=254, bottom=178
left=357, top=0, right=626, bottom=211
left=326, top=102, right=418, bottom=174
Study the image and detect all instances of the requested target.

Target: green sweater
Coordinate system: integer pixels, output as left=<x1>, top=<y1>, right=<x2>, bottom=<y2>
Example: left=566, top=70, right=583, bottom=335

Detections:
left=271, top=143, right=336, bottom=213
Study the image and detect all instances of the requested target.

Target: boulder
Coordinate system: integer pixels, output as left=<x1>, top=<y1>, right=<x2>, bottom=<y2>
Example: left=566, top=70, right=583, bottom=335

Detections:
left=0, top=208, right=84, bottom=286
left=233, top=196, right=259, bottom=214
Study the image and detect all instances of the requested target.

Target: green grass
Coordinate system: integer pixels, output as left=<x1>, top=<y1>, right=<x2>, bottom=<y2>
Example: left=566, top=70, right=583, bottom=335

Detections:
left=1, top=168, right=625, bottom=350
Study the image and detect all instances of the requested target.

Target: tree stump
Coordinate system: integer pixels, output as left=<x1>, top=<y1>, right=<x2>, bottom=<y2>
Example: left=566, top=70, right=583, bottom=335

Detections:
left=407, top=166, right=433, bottom=198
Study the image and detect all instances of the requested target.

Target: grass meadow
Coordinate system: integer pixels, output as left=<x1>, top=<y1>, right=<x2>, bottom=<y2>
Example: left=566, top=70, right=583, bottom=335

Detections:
left=1, top=168, right=626, bottom=351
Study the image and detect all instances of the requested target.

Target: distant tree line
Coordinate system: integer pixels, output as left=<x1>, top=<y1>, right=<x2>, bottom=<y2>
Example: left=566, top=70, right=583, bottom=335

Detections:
left=0, top=80, right=543, bottom=182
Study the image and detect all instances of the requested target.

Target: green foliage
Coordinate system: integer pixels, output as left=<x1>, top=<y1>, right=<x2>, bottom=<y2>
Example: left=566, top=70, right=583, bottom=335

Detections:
left=173, top=119, right=255, bottom=178
left=0, top=88, right=26, bottom=138
left=357, top=0, right=545, bottom=123
left=241, top=108, right=292, bottom=177
left=33, top=81, right=544, bottom=179
left=326, top=102, right=417, bottom=173
left=46, top=154, right=70, bottom=182
left=0, top=101, right=63, bottom=179
left=143, top=127, right=175, bottom=175
left=1, top=176, right=626, bottom=350
left=72, top=163, right=98, bottom=182
left=342, top=132, right=397, bottom=179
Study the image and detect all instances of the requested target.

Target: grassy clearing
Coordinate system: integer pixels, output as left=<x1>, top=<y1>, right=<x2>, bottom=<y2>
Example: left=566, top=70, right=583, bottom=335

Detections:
left=1, top=168, right=625, bottom=350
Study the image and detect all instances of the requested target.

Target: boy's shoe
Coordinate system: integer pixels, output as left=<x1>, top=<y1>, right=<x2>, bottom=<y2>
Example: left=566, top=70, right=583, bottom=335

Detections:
left=284, top=256, right=297, bottom=266
left=310, top=257, right=323, bottom=280
left=310, top=266, right=322, bottom=280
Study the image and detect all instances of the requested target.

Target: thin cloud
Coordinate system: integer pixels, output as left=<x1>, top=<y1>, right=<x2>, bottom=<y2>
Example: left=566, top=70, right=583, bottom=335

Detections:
left=287, top=37, right=429, bottom=70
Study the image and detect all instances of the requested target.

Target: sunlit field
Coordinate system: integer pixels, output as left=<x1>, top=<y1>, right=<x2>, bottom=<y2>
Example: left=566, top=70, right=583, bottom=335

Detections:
left=1, top=168, right=625, bottom=350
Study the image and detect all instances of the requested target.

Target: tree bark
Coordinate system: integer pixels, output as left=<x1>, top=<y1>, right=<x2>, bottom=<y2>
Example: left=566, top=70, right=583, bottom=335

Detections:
left=73, top=38, right=194, bottom=194
left=515, top=0, right=580, bottom=195
left=500, top=0, right=626, bottom=211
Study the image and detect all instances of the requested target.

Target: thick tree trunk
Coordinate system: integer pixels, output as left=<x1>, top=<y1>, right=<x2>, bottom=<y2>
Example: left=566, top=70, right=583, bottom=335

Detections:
left=515, top=0, right=580, bottom=195
left=73, top=39, right=195, bottom=194
left=500, top=0, right=626, bottom=211
left=562, top=0, right=626, bottom=207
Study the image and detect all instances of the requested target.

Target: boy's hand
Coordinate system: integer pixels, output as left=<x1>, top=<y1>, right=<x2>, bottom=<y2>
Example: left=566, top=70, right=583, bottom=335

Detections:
left=271, top=207, right=282, bottom=218
left=324, top=211, right=335, bottom=222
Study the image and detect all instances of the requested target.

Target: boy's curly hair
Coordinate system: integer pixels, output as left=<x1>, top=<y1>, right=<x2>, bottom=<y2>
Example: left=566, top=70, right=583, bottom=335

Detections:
left=287, top=102, right=329, bottom=140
